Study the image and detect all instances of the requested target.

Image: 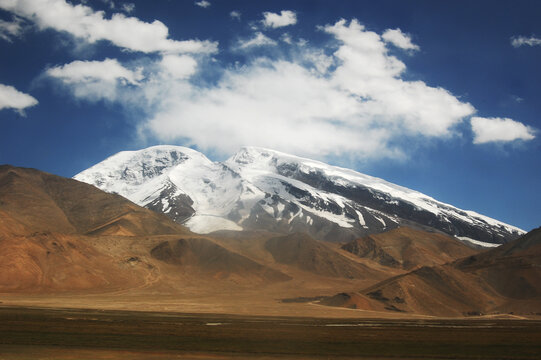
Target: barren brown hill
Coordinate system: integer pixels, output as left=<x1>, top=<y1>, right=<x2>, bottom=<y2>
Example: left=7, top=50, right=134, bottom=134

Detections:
left=264, top=233, right=386, bottom=279
left=150, top=237, right=291, bottom=282
left=0, top=165, right=186, bottom=237
left=0, top=165, right=190, bottom=292
left=3, top=164, right=537, bottom=319
left=342, top=227, right=479, bottom=270
left=323, top=227, right=541, bottom=317
left=454, top=226, right=541, bottom=312
left=0, top=231, right=146, bottom=292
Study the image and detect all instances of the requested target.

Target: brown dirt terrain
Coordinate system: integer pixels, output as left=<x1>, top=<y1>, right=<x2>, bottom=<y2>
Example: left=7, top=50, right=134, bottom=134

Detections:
left=0, top=164, right=540, bottom=322
left=342, top=227, right=479, bottom=269
left=264, top=232, right=386, bottom=279
left=150, top=237, right=291, bottom=283
left=323, top=227, right=541, bottom=317
left=0, top=165, right=184, bottom=236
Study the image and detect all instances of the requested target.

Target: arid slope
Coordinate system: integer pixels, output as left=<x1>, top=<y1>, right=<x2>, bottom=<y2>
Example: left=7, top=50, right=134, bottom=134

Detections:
left=323, top=227, right=541, bottom=316
left=342, top=227, right=478, bottom=270
left=3, top=164, right=532, bottom=319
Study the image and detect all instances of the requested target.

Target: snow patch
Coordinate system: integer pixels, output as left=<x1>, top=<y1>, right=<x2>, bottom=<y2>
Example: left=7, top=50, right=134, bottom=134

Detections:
left=355, top=210, right=366, bottom=226
left=185, top=215, right=242, bottom=234
left=456, top=236, right=501, bottom=248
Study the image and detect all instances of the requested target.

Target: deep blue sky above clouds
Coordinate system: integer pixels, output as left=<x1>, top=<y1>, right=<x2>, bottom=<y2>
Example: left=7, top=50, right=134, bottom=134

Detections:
left=0, top=0, right=539, bottom=231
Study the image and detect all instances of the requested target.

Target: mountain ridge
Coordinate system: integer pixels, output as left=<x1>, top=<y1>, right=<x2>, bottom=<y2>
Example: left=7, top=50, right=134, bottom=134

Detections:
left=74, top=145, right=524, bottom=245
left=2, top=163, right=539, bottom=318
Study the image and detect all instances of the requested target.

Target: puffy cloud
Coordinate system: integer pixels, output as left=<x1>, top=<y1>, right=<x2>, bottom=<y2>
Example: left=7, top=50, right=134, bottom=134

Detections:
left=324, top=20, right=474, bottom=137
left=471, top=117, right=536, bottom=144
left=238, top=32, right=277, bottom=49
left=262, top=10, right=297, bottom=28
left=511, top=36, right=541, bottom=47
left=35, top=16, right=512, bottom=160
left=0, top=83, right=38, bottom=113
left=140, top=19, right=475, bottom=159
left=46, top=58, right=142, bottom=101
left=144, top=60, right=392, bottom=157
left=230, top=10, right=241, bottom=21
left=194, top=0, right=210, bottom=8
left=382, top=28, right=419, bottom=51
left=0, top=16, right=23, bottom=42
left=0, top=0, right=217, bottom=54
left=159, top=54, right=197, bottom=79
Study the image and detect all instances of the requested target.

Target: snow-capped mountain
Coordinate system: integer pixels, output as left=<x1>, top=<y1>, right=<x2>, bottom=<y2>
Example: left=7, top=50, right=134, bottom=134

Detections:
left=74, top=145, right=524, bottom=246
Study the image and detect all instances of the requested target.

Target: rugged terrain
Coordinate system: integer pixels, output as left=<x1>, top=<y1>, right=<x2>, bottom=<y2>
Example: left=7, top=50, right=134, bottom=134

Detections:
left=321, top=227, right=541, bottom=317
left=1, top=164, right=539, bottom=320
left=74, top=145, right=524, bottom=245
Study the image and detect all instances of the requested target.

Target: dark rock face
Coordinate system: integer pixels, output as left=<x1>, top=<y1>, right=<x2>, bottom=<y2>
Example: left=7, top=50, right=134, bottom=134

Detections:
left=272, top=164, right=520, bottom=244
left=145, top=181, right=195, bottom=224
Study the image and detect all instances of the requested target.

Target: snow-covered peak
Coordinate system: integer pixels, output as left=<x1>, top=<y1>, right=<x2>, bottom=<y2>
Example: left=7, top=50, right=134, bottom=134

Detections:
left=228, top=146, right=329, bottom=170
left=74, top=145, right=212, bottom=197
left=226, top=146, right=524, bottom=236
left=228, top=146, right=438, bottom=206
left=75, top=145, right=525, bottom=244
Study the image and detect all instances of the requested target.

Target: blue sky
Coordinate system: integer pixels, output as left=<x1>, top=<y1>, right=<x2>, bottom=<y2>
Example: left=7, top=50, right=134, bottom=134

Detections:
left=0, top=0, right=539, bottom=231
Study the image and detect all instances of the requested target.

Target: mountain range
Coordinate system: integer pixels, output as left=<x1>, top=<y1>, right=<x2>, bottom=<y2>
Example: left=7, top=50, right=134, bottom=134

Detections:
left=75, top=145, right=523, bottom=246
left=0, top=163, right=539, bottom=317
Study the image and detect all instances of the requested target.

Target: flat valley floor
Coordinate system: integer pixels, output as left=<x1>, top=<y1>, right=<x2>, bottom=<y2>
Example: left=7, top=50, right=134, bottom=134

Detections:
left=1, top=306, right=541, bottom=360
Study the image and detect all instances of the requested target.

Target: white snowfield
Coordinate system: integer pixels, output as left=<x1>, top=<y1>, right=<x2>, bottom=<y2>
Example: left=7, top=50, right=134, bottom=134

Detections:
left=74, top=145, right=524, bottom=244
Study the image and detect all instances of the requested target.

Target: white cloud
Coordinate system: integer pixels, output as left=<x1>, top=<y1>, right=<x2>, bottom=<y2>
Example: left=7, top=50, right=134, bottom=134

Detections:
left=262, top=10, right=297, bottom=28
left=144, top=60, right=391, bottom=157
left=230, top=10, right=241, bottom=21
left=139, top=19, right=475, bottom=159
left=36, top=16, right=518, bottom=160
left=0, top=0, right=217, bottom=54
left=511, top=36, right=541, bottom=48
left=0, top=16, right=23, bottom=42
left=46, top=58, right=142, bottom=101
left=121, top=3, right=135, bottom=14
left=159, top=54, right=197, bottom=79
left=324, top=19, right=474, bottom=137
left=238, top=32, right=277, bottom=49
left=382, top=28, right=419, bottom=51
left=194, top=0, right=210, bottom=8
left=47, top=58, right=142, bottom=84
left=471, top=117, right=536, bottom=144
left=0, top=83, right=38, bottom=113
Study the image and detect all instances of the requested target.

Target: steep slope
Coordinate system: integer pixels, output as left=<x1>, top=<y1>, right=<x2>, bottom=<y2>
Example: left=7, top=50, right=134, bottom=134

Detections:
left=264, top=233, right=383, bottom=279
left=342, top=227, right=479, bottom=270
left=0, top=164, right=185, bottom=236
left=0, top=165, right=191, bottom=292
left=454, top=227, right=541, bottom=304
left=0, top=165, right=299, bottom=292
left=75, top=145, right=253, bottom=233
left=323, top=227, right=541, bottom=316
left=226, top=147, right=523, bottom=244
left=75, top=146, right=523, bottom=245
